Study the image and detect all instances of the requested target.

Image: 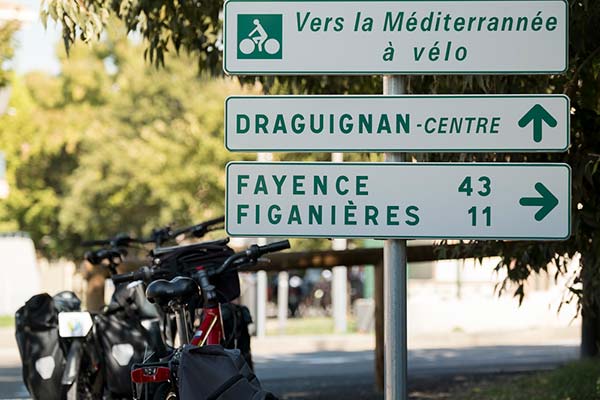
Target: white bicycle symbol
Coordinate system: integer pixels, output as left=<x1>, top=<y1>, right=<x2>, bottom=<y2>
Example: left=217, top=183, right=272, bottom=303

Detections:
left=239, top=19, right=281, bottom=55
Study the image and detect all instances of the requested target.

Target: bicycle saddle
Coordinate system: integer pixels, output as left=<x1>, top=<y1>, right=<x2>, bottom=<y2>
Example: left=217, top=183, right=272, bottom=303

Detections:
left=145, top=276, right=198, bottom=306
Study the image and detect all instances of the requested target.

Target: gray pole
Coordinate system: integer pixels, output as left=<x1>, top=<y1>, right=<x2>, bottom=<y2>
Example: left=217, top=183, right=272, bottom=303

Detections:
left=256, top=152, right=273, bottom=338
left=331, top=152, right=348, bottom=333
left=277, top=270, right=289, bottom=334
left=383, top=75, right=407, bottom=400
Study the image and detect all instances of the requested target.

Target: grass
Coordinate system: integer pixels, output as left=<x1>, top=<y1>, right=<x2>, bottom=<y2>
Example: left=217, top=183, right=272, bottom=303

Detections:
left=0, top=315, right=14, bottom=328
left=449, top=359, right=600, bottom=400
left=265, top=316, right=359, bottom=335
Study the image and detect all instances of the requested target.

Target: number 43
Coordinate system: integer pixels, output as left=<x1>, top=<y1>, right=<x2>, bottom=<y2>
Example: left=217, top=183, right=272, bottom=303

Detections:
left=458, top=176, right=491, bottom=197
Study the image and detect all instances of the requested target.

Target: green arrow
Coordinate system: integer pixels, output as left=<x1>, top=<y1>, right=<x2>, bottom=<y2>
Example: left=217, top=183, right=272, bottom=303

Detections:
left=519, top=182, right=559, bottom=221
left=518, top=104, right=557, bottom=143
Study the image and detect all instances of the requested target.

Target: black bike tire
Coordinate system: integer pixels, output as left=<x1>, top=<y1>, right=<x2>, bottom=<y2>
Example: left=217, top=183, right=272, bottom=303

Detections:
left=152, top=382, right=178, bottom=400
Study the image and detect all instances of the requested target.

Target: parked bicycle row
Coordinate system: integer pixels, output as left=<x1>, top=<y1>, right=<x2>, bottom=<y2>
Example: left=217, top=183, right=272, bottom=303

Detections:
left=15, top=216, right=289, bottom=399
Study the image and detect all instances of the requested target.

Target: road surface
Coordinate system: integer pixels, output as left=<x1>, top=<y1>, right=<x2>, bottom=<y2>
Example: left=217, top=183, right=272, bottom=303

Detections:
left=0, top=344, right=578, bottom=399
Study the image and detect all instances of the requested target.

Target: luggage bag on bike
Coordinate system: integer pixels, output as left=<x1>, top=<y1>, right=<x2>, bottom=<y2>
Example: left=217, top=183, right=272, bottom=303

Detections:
left=15, top=293, right=67, bottom=400
left=153, top=241, right=240, bottom=303
left=178, top=345, right=277, bottom=400
left=95, top=282, right=161, bottom=396
left=220, top=303, right=253, bottom=368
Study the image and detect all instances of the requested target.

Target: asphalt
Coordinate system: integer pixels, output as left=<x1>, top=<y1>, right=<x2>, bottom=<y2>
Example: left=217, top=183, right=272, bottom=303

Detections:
left=0, top=344, right=579, bottom=399
left=256, top=344, right=578, bottom=399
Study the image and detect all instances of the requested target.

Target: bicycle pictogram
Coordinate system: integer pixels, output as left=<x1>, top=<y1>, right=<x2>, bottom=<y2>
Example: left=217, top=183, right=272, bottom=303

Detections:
left=237, top=14, right=283, bottom=59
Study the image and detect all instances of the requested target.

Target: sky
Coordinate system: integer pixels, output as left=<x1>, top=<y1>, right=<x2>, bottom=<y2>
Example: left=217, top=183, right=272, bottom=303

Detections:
left=11, top=0, right=60, bottom=75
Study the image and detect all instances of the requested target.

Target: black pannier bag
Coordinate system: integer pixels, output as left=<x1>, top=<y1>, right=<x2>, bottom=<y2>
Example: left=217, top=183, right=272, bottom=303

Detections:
left=178, top=345, right=277, bottom=400
left=15, top=293, right=66, bottom=400
left=153, top=240, right=240, bottom=303
left=220, top=303, right=253, bottom=369
left=96, top=282, right=159, bottom=396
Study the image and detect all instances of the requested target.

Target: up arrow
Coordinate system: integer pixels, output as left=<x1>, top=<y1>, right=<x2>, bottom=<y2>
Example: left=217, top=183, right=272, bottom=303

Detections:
left=518, top=104, right=558, bottom=143
left=519, top=182, right=559, bottom=222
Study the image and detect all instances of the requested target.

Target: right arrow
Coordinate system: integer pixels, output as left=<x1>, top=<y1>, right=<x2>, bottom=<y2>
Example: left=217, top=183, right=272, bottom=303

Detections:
left=518, top=104, right=558, bottom=143
left=519, top=182, right=559, bottom=222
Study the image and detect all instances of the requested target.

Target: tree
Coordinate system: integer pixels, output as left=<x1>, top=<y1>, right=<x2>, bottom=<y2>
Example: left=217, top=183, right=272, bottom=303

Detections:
left=0, top=30, right=260, bottom=257
left=0, top=21, right=18, bottom=88
left=43, top=1, right=600, bottom=355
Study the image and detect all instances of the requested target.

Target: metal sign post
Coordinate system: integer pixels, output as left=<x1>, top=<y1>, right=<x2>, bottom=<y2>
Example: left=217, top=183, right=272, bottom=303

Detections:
left=332, top=152, right=348, bottom=333
left=221, top=2, right=571, bottom=399
left=383, top=75, right=407, bottom=400
left=256, top=152, right=273, bottom=338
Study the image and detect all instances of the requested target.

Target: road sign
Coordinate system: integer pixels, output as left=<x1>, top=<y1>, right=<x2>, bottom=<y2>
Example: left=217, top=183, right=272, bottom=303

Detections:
left=223, top=0, right=568, bottom=75
left=226, top=95, right=570, bottom=152
left=226, top=162, right=570, bottom=240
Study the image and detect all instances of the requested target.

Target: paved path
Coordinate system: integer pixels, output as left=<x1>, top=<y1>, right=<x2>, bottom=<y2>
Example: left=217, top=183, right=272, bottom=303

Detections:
left=255, top=344, right=578, bottom=399
left=0, top=344, right=578, bottom=399
left=0, top=368, right=28, bottom=400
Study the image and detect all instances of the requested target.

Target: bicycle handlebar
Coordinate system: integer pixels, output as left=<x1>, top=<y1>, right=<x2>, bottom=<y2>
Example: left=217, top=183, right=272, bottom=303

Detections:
left=81, top=233, right=140, bottom=247
left=258, top=240, right=291, bottom=254
left=110, top=240, right=290, bottom=285
left=169, top=216, right=225, bottom=239
left=85, top=248, right=127, bottom=265
left=82, top=217, right=225, bottom=248
left=111, top=266, right=155, bottom=285
left=213, top=240, right=290, bottom=276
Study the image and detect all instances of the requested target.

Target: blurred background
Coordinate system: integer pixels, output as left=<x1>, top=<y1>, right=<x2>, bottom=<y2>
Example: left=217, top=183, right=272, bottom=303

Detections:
left=0, top=1, right=596, bottom=399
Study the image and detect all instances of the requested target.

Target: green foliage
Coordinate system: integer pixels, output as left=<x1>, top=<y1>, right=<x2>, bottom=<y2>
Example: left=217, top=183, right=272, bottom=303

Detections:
left=430, top=1, right=600, bottom=312
left=32, top=0, right=600, bottom=313
left=0, top=33, right=258, bottom=258
left=266, top=316, right=358, bottom=335
left=0, top=315, right=14, bottom=327
left=41, top=0, right=221, bottom=71
left=0, top=21, right=18, bottom=88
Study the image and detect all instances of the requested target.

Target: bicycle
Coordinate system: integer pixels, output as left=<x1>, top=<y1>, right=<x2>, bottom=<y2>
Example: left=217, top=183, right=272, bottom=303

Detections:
left=238, top=18, right=281, bottom=55
left=81, top=218, right=229, bottom=397
left=16, top=290, right=101, bottom=400
left=111, top=240, right=291, bottom=399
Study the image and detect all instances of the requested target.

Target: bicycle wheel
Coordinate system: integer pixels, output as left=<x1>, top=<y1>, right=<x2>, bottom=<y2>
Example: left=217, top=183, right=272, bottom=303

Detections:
left=264, top=38, right=280, bottom=54
left=238, top=38, right=255, bottom=55
left=64, top=371, right=95, bottom=400
left=152, top=382, right=178, bottom=400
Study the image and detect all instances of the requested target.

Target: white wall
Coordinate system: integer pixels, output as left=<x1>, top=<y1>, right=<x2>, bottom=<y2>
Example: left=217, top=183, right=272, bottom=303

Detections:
left=0, top=235, right=40, bottom=314
left=407, top=257, right=580, bottom=336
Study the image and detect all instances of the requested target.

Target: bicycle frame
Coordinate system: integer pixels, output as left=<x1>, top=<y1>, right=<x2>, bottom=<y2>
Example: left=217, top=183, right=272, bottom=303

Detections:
left=130, top=302, right=224, bottom=385
left=129, top=240, right=290, bottom=396
left=190, top=305, right=223, bottom=346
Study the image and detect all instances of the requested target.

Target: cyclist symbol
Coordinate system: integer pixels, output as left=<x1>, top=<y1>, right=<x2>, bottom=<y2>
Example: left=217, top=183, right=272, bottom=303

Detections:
left=239, top=18, right=281, bottom=55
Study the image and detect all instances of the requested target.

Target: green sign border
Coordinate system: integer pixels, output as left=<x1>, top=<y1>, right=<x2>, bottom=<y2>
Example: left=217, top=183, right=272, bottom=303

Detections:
left=225, top=94, right=570, bottom=153
left=225, top=162, right=571, bottom=240
left=223, top=0, right=569, bottom=75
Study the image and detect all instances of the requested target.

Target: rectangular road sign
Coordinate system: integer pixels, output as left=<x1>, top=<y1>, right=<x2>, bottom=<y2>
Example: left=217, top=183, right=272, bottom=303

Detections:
left=226, top=162, right=571, bottom=240
left=223, top=0, right=568, bottom=75
left=226, top=95, right=570, bottom=152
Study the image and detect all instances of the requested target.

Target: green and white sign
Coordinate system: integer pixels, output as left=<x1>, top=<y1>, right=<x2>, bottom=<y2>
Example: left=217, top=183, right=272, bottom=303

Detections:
left=226, top=95, right=570, bottom=152
left=223, top=0, right=568, bottom=75
left=226, top=162, right=570, bottom=240
left=237, top=14, right=283, bottom=59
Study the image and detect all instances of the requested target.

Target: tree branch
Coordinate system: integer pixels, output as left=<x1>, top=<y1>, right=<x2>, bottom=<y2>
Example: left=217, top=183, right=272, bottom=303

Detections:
left=564, top=45, right=600, bottom=97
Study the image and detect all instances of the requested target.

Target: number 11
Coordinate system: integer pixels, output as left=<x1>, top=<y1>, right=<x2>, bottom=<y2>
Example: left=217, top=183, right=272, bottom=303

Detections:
left=468, top=206, right=491, bottom=226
